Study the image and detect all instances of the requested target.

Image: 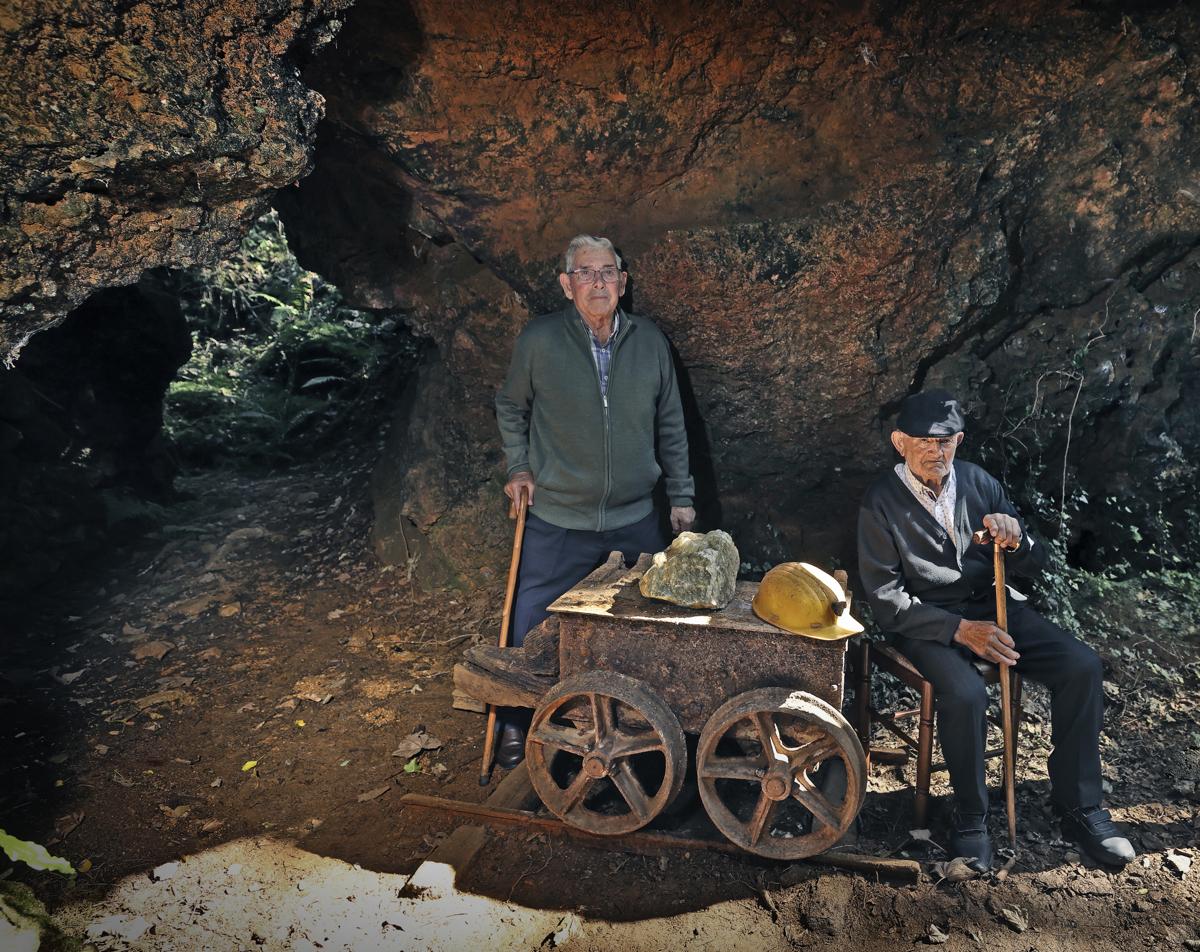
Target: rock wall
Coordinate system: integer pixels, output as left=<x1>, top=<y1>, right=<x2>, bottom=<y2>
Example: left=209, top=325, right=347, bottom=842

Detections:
left=2, top=0, right=1198, bottom=591
left=279, top=0, right=1199, bottom=583
left=0, top=0, right=352, bottom=357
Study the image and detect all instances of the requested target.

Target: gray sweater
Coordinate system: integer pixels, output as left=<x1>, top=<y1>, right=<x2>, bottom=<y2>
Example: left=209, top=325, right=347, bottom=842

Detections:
left=857, top=460, right=1047, bottom=644
left=496, top=307, right=694, bottom=531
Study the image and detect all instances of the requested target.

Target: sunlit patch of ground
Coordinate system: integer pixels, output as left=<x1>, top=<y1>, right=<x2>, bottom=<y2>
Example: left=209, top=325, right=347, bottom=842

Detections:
left=53, top=836, right=782, bottom=952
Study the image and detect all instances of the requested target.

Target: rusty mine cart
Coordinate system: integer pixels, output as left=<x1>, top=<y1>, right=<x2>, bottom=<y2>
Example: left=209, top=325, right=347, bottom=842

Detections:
left=454, top=552, right=867, bottom=861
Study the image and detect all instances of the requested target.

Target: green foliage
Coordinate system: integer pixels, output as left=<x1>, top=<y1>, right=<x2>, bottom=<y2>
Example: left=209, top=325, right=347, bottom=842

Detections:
left=976, top=382, right=1199, bottom=635
left=0, top=829, right=74, bottom=875
left=162, top=212, right=420, bottom=466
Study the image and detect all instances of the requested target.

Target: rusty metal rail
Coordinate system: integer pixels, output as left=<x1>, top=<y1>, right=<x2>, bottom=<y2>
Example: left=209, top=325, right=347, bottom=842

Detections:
left=400, top=791, right=920, bottom=882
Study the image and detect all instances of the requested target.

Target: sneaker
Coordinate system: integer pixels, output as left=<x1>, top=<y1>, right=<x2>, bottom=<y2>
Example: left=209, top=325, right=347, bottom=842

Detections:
left=1058, top=806, right=1134, bottom=867
left=950, top=813, right=994, bottom=873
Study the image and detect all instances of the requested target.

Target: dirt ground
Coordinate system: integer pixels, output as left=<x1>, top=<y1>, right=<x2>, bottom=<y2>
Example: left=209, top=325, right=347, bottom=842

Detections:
left=2, top=454, right=1198, bottom=951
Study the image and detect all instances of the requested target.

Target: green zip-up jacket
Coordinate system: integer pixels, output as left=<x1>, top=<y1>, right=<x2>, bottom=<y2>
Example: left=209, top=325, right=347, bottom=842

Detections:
left=495, top=307, right=694, bottom=532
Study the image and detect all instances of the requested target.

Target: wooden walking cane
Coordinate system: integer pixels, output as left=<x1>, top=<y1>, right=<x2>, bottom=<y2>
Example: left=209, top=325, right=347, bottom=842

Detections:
left=479, top=488, right=529, bottom=786
left=974, top=527, right=1018, bottom=848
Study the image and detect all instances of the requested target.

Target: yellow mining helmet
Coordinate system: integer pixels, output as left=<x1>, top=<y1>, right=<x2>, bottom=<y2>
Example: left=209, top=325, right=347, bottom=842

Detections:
left=752, top=562, right=864, bottom=640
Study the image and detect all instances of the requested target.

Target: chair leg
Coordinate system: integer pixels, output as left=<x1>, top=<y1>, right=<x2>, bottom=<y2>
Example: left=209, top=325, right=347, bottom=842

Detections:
left=914, top=682, right=935, bottom=829
left=856, top=640, right=872, bottom=762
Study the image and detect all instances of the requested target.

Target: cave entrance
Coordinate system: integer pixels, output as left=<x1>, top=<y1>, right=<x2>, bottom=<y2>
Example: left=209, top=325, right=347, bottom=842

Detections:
left=161, top=210, right=423, bottom=470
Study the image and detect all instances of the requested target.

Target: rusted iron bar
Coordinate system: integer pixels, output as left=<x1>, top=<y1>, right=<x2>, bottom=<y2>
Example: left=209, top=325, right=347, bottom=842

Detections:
left=400, top=792, right=920, bottom=882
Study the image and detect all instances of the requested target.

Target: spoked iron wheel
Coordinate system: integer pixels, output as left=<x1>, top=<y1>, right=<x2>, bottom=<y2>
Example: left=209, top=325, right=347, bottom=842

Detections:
left=697, top=687, right=866, bottom=858
left=526, top=671, right=687, bottom=835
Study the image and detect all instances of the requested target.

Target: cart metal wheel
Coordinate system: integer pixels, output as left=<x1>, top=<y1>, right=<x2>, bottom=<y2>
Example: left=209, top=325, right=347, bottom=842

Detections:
left=526, top=671, right=687, bottom=835
left=696, top=687, right=866, bottom=859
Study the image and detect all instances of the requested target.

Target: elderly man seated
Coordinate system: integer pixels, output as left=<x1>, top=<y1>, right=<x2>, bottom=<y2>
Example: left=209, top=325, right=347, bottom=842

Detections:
left=857, top=390, right=1133, bottom=871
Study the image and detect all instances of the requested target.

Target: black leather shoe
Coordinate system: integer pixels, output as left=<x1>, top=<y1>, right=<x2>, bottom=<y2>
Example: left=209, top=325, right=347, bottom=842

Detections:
left=950, top=815, right=994, bottom=873
left=1058, top=806, right=1135, bottom=867
left=495, top=723, right=526, bottom=770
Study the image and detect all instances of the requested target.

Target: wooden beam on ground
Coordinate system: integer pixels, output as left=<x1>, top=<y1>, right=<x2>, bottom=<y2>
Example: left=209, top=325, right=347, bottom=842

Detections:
left=401, top=791, right=920, bottom=882
left=482, top=761, right=538, bottom=810
left=401, top=825, right=488, bottom=895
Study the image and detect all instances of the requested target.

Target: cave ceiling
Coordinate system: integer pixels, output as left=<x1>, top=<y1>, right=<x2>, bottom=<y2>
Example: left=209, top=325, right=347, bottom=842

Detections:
left=2, top=0, right=1198, bottom=580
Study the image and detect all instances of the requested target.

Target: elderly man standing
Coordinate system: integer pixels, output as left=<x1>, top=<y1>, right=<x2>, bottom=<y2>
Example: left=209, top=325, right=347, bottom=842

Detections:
left=857, top=390, right=1133, bottom=871
left=493, top=234, right=696, bottom=768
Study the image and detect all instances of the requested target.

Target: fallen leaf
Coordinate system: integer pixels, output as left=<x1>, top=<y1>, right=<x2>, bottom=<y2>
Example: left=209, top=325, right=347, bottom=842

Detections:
left=131, top=640, right=174, bottom=661
left=111, top=770, right=134, bottom=787
left=159, top=804, right=191, bottom=820
left=78, top=857, right=93, bottom=873
left=54, top=669, right=85, bottom=686
left=357, top=785, right=391, bottom=802
left=93, top=744, right=109, bottom=756
left=391, top=730, right=444, bottom=760
left=197, top=647, right=223, bottom=662
left=49, top=811, right=84, bottom=844
left=121, top=623, right=146, bottom=638
left=1000, top=906, right=1028, bottom=933
left=932, top=857, right=980, bottom=883
left=909, top=828, right=932, bottom=841
left=327, top=608, right=346, bottom=620
left=210, top=778, right=222, bottom=788
left=926, top=923, right=949, bottom=945
left=152, top=860, right=180, bottom=880
left=135, top=689, right=192, bottom=710
left=219, top=603, right=241, bottom=617
left=200, top=819, right=224, bottom=834
left=241, top=760, right=258, bottom=772
left=966, top=925, right=982, bottom=945
left=295, top=719, right=306, bottom=727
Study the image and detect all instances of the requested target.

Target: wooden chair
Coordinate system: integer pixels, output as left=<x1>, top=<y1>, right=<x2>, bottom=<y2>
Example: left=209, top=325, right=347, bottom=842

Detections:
left=854, top=638, right=1023, bottom=829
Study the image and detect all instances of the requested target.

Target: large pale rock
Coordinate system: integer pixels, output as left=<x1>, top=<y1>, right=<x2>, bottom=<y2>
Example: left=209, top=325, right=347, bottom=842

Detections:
left=639, top=531, right=740, bottom=610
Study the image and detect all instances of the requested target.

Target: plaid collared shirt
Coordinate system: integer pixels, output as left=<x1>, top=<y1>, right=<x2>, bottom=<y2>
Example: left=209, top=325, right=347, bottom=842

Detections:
left=581, top=310, right=620, bottom=397
left=895, top=462, right=957, bottom=538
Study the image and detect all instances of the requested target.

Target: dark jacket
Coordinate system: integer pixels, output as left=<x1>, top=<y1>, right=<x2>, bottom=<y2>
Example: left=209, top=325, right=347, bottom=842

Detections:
left=857, top=460, right=1047, bottom=644
left=495, top=307, right=694, bottom=531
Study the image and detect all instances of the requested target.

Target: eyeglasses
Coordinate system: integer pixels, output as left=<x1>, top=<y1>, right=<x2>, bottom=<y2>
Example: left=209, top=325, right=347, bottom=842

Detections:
left=567, top=266, right=622, bottom=284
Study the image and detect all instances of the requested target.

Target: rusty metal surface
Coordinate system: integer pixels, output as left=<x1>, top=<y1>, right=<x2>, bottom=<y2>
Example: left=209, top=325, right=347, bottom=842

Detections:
left=551, top=553, right=848, bottom=734
left=696, top=687, right=866, bottom=860
left=526, top=671, right=687, bottom=835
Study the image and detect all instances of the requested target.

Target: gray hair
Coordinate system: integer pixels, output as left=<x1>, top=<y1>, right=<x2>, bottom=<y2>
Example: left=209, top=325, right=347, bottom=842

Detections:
left=563, top=234, right=623, bottom=273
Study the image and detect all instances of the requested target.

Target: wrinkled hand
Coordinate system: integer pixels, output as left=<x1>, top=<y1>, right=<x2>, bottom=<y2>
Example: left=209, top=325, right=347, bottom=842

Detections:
left=953, top=619, right=1020, bottom=666
left=669, top=506, right=696, bottom=534
left=981, top=512, right=1021, bottom=550
left=504, top=472, right=535, bottom=516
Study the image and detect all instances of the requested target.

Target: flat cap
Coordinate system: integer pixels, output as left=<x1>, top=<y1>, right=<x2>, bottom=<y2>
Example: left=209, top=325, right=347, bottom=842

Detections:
left=895, top=389, right=966, bottom=437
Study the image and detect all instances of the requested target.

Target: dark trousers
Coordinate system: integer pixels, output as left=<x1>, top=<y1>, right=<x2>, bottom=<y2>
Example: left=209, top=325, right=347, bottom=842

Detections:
left=500, top=509, right=667, bottom=729
left=897, top=600, right=1104, bottom=818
